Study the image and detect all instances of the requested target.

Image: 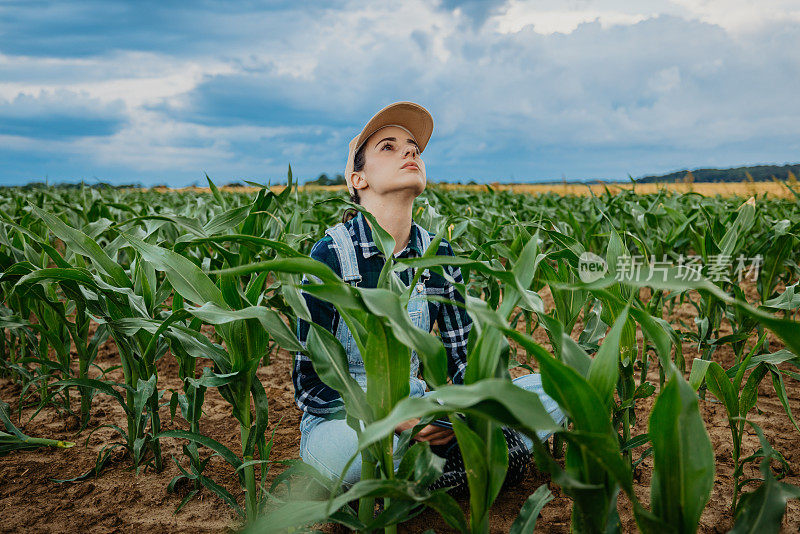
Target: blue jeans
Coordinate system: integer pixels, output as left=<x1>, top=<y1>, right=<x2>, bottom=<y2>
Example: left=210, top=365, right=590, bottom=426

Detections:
left=299, top=373, right=567, bottom=487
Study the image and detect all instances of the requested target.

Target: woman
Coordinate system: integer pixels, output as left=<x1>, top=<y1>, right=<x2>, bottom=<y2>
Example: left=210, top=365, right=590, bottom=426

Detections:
left=292, top=101, right=566, bottom=491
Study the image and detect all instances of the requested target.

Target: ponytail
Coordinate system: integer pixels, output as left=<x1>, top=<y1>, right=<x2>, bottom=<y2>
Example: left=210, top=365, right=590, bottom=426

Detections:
left=342, top=189, right=361, bottom=223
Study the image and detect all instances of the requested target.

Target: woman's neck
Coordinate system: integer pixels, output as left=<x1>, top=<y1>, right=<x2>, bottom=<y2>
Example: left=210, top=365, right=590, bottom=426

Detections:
left=360, top=195, right=414, bottom=256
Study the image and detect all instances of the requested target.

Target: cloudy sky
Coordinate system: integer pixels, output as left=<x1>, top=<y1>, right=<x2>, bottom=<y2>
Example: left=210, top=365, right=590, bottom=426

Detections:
left=1, top=0, right=799, bottom=186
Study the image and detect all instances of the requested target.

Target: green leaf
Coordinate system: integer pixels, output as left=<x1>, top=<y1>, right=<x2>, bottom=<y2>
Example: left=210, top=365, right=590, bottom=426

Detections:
left=363, top=314, right=410, bottom=420
left=648, top=375, right=715, bottom=533
left=185, top=368, right=239, bottom=389
left=305, top=323, right=372, bottom=422
left=53, top=378, right=132, bottom=417
left=122, top=232, right=226, bottom=307
left=763, top=282, right=799, bottom=310
left=485, top=421, right=510, bottom=515
left=688, top=359, right=711, bottom=391
left=203, top=204, right=252, bottom=235
left=255, top=478, right=467, bottom=534
left=357, top=379, right=561, bottom=455
left=176, top=234, right=304, bottom=260
left=185, top=302, right=302, bottom=352
left=28, top=203, right=130, bottom=288
left=206, top=173, right=226, bottom=209
left=420, top=490, right=469, bottom=533
left=0, top=401, right=75, bottom=453
left=451, top=416, right=491, bottom=525
left=156, top=429, right=243, bottom=471
left=395, top=441, right=441, bottom=486
left=703, top=361, right=739, bottom=421
left=760, top=238, right=795, bottom=304
left=587, top=303, right=630, bottom=406
left=740, top=364, right=769, bottom=416
left=719, top=197, right=756, bottom=260
left=199, top=474, right=244, bottom=518
left=509, top=484, right=554, bottom=534
left=560, top=334, right=592, bottom=378
left=769, top=366, right=800, bottom=434
left=360, top=288, right=448, bottom=388
left=572, top=268, right=800, bottom=359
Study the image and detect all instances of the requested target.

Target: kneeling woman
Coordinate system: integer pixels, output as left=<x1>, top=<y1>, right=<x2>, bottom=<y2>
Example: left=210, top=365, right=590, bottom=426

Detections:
left=292, top=101, right=566, bottom=491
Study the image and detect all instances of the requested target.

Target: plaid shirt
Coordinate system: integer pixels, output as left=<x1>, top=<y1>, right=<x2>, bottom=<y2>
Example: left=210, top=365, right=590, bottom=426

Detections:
left=292, top=211, right=473, bottom=416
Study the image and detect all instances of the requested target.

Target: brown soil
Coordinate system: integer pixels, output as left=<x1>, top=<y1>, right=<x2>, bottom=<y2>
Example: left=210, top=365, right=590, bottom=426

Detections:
left=1, top=282, right=798, bottom=533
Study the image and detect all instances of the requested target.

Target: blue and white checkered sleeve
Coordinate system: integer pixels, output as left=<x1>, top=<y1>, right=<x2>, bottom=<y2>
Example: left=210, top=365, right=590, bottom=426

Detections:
left=292, top=238, right=345, bottom=416
left=436, top=240, right=472, bottom=385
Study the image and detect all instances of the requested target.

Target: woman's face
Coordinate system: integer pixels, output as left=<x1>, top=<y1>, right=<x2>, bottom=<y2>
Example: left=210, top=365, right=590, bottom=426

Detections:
left=353, top=125, right=426, bottom=197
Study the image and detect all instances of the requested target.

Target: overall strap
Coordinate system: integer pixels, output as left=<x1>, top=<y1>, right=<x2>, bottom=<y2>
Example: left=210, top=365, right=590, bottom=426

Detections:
left=416, top=225, right=433, bottom=280
left=325, top=223, right=362, bottom=285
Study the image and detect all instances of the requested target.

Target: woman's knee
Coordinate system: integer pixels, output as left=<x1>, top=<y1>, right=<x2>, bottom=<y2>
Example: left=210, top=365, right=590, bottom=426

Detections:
left=300, top=416, right=403, bottom=488
left=513, top=374, right=560, bottom=411
left=512, top=373, right=568, bottom=441
left=301, top=416, right=362, bottom=484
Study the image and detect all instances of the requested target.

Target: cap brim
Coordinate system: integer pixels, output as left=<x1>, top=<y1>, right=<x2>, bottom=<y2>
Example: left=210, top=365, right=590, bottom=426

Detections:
left=354, top=101, right=433, bottom=156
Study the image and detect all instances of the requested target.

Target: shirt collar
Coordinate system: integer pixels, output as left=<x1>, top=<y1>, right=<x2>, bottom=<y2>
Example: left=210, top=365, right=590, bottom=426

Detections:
left=350, top=211, right=424, bottom=259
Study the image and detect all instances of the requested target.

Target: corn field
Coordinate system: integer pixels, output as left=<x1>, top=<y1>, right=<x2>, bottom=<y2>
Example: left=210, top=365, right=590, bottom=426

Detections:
left=1, top=174, right=799, bottom=533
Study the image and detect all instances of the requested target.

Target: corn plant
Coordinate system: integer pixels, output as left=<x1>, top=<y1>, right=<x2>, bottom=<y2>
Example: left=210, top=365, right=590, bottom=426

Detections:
left=2, top=260, right=110, bottom=428
left=116, top=182, right=318, bottom=521
left=12, top=203, right=171, bottom=472
left=690, top=334, right=800, bottom=511
left=729, top=420, right=800, bottom=532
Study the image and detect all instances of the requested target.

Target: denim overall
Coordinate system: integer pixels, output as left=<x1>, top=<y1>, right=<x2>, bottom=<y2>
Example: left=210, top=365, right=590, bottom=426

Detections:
left=324, top=221, right=432, bottom=399
left=298, top=223, right=568, bottom=488
left=299, top=223, right=435, bottom=485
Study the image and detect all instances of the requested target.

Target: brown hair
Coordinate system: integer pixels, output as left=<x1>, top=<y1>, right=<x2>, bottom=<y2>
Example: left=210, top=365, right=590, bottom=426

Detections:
left=342, top=142, right=366, bottom=223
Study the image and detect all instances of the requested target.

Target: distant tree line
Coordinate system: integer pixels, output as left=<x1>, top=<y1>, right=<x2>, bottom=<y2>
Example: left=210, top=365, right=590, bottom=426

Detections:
left=636, top=164, right=800, bottom=183
left=5, top=181, right=144, bottom=191
left=305, top=173, right=346, bottom=186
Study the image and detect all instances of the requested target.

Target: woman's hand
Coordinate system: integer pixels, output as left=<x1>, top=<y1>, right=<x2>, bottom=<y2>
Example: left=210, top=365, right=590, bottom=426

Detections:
left=395, top=417, right=455, bottom=446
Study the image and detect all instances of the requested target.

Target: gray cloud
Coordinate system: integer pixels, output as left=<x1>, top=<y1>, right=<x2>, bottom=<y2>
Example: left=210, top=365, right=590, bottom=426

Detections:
left=1, top=1, right=798, bottom=184
left=0, top=90, right=127, bottom=139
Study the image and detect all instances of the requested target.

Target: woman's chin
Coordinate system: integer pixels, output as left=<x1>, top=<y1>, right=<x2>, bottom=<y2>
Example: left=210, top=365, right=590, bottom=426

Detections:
left=386, top=175, right=426, bottom=196
left=408, top=179, right=427, bottom=197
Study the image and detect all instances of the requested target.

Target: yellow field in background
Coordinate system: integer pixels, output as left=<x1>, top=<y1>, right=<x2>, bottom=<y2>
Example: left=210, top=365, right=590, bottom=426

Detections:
left=161, top=180, right=797, bottom=198
left=432, top=181, right=797, bottom=197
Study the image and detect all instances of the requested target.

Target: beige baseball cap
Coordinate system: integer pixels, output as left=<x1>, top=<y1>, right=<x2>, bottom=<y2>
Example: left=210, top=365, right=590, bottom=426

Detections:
left=344, top=101, right=434, bottom=196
